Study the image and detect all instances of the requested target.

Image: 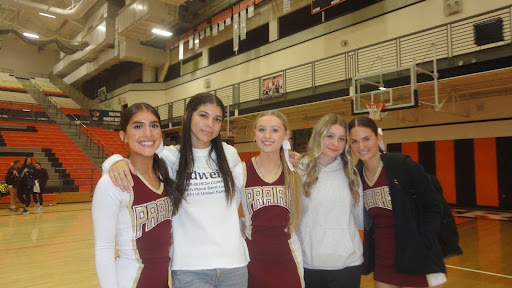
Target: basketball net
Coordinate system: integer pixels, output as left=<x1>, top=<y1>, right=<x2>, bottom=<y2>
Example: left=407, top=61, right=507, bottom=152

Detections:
left=365, top=101, right=385, bottom=121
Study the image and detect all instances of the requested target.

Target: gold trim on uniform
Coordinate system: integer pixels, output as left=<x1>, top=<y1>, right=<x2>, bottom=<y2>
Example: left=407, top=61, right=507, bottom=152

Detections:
left=136, top=172, right=164, bottom=195
left=252, top=157, right=282, bottom=184
left=127, top=185, right=144, bottom=288
left=242, top=162, right=253, bottom=240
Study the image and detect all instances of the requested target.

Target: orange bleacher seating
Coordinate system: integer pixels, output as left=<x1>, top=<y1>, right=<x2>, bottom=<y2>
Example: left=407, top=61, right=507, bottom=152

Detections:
left=60, top=107, right=89, bottom=116
left=81, top=126, right=128, bottom=157
left=0, top=121, right=101, bottom=190
left=0, top=101, right=45, bottom=112
left=0, top=86, right=26, bottom=93
left=42, top=90, right=67, bottom=97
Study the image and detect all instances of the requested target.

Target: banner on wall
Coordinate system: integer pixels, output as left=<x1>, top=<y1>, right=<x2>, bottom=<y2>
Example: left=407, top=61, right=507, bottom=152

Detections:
left=261, top=73, right=284, bottom=99
left=90, top=110, right=121, bottom=123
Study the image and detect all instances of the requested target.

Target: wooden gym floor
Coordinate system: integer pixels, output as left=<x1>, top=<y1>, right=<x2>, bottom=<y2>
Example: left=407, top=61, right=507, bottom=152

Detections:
left=0, top=203, right=511, bottom=288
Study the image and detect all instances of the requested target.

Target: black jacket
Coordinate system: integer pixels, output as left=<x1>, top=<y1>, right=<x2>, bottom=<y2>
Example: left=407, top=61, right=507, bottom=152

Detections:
left=358, top=153, right=446, bottom=275
left=35, top=168, right=49, bottom=191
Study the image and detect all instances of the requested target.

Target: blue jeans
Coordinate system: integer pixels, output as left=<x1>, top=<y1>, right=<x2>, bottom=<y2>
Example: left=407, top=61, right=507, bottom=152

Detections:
left=171, top=266, right=248, bottom=288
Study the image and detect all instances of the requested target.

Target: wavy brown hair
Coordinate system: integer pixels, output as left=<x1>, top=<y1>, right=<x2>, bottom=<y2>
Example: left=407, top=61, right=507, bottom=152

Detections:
left=302, top=114, right=360, bottom=204
left=254, top=110, right=302, bottom=231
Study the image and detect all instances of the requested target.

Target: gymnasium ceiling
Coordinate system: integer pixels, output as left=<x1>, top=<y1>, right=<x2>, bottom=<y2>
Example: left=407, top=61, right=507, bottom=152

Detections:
left=0, top=0, right=237, bottom=50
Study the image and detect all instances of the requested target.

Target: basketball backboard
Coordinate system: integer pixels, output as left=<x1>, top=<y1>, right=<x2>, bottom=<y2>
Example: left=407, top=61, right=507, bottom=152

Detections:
left=352, top=64, right=418, bottom=115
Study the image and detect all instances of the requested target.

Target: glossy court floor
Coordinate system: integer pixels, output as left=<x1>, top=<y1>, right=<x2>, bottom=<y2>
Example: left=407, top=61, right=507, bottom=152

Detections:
left=0, top=203, right=511, bottom=288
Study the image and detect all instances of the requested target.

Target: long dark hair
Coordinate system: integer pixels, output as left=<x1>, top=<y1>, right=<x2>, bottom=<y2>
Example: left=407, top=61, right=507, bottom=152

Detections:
left=120, top=103, right=182, bottom=215
left=347, top=116, right=383, bottom=169
left=176, top=93, right=236, bottom=204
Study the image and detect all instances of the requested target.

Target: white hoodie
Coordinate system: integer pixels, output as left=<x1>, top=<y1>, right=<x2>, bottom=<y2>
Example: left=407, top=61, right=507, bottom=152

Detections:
left=296, top=156, right=364, bottom=270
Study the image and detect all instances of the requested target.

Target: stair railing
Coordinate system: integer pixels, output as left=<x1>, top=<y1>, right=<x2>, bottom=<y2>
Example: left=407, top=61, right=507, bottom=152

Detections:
left=43, top=96, right=115, bottom=162
left=56, top=167, right=100, bottom=193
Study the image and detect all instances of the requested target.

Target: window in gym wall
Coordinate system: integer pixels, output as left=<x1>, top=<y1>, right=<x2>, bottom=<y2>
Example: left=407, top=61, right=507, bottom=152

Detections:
left=182, top=52, right=203, bottom=75
left=164, top=62, right=181, bottom=82
left=279, top=0, right=382, bottom=38
left=279, top=6, right=322, bottom=39
left=209, top=24, right=269, bottom=66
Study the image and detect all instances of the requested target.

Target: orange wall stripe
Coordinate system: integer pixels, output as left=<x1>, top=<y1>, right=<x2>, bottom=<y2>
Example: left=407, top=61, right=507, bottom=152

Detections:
left=436, top=140, right=456, bottom=204
left=401, top=142, right=418, bottom=162
left=474, top=138, right=499, bottom=207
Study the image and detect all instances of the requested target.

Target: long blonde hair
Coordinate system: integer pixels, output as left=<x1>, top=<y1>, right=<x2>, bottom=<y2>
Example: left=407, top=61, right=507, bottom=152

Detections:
left=302, top=114, right=360, bottom=204
left=255, top=110, right=302, bottom=231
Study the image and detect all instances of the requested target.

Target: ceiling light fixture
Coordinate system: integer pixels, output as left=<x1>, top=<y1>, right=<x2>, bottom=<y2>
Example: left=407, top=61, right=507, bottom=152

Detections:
left=23, top=33, right=39, bottom=39
left=378, top=86, right=387, bottom=90
left=39, top=12, right=56, bottom=18
left=151, top=28, right=172, bottom=37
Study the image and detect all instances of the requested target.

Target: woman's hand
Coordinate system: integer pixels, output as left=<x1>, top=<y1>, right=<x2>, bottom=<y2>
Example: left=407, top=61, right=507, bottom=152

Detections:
left=108, top=160, right=136, bottom=192
left=288, top=151, right=302, bottom=167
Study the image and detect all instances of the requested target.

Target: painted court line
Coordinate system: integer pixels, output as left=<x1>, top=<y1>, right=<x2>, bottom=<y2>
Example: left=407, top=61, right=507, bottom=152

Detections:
left=446, top=265, right=512, bottom=279
left=0, top=238, right=93, bottom=252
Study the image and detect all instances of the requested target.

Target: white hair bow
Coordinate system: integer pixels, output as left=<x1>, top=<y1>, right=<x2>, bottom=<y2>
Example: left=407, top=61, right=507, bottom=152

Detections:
left=282, top=140, right=295, bottom=171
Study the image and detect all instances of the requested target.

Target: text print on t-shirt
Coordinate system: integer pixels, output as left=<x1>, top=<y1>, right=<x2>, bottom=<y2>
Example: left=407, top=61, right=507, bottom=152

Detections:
left=363, top=186, right=392, bottom=210
left=186, top=170, right=225, bottom=197
left=133, top=197, right=172, bottom=239
left=244, top=185, right=292, bottom=216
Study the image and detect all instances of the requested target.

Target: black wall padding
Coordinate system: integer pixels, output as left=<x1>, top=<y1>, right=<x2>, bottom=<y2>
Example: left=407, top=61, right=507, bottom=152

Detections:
left=386, top=143, right=401, bottom=153
left=454, top=139, right=476, bottom=206
left=497, top=137, right=512, bottom=209
left=418, top=141, right=436, bottom=175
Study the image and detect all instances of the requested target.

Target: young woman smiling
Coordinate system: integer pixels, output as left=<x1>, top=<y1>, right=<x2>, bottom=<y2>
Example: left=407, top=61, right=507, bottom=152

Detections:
left=93, top=103, right=179, bottom=287
left=234, top=110, right=304, bottom=288
left=296, top=114, right=363, bottom=288
left=348, top=116, right=446, bottom=288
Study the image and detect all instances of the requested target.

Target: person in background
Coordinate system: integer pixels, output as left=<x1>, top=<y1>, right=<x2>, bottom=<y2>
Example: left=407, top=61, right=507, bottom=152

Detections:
left=297, top=113, right=364, bottom=288
left=348, top=116, right=446, bottom=288
left=93, top=103, right=180, bottom=288
left=5, top=160, right=22, bottom=212
left=32, top=162, right=49, bottom=213
left=18, top=157, right=36, bottom=215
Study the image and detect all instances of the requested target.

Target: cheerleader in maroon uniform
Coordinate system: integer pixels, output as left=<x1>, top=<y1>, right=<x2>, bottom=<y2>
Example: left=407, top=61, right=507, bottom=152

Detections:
left=348, top=116, right=446, bottom=288
left=93, top=103, right=182, bottom=288
left=237, top=110, right=304, bottom=288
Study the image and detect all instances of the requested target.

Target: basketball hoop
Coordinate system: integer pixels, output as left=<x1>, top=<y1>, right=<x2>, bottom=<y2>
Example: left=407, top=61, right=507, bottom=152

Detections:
left=365, top=100, right=385, bottom=121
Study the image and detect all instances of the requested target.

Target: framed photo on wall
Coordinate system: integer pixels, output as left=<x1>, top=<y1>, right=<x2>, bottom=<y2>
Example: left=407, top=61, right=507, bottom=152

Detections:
left=261, top=73, right=284, bottom=99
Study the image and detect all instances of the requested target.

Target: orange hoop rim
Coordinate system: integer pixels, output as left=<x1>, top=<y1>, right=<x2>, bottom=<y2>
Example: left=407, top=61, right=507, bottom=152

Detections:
left=365, top=100, right=385, bottom=121
left=364, top=100, right=386, bottom=111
